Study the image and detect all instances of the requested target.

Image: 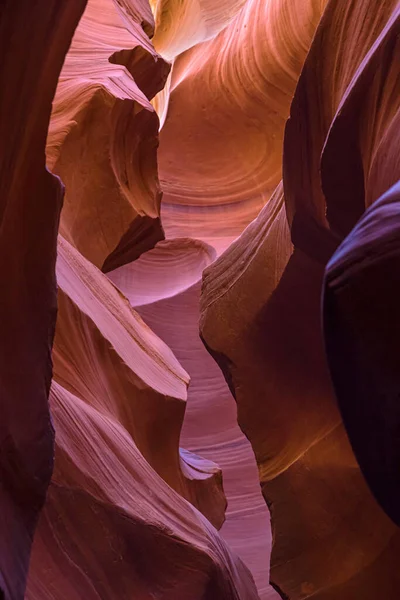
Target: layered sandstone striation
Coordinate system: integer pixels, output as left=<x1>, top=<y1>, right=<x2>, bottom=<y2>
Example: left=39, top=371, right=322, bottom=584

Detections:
left=201, top=1, right=400, bottom=598
left=1, top=0, right=399, bottom=599
left=47, top=0, right=170, bottom=268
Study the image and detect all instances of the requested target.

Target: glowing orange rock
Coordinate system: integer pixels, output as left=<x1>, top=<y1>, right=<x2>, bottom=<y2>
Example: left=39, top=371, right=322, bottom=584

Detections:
left=201, top=1, right=400, bottom=598
left=47, top=0, right=169, bottom=268
left=155, top=0, right=328, bottom=251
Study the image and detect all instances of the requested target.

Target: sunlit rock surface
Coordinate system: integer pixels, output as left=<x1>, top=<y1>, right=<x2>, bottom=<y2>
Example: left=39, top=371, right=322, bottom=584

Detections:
left=110, top=240, right=275, bottom=597
left=201, top=1, right=400, bottom=599
left=47, top=0, right=170, bottom=268
left=1, top=0, right=399, bottom=599
left=154, top=0, right=328, bottom=252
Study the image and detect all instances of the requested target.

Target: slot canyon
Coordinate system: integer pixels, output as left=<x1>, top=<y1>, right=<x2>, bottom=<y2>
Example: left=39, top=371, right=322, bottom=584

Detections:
left=0, top=1, right=399, bottom=599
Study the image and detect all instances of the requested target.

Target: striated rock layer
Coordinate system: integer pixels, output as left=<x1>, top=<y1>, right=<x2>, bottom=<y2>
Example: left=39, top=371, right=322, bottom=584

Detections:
left=201, top=1, right=400, bottom=599
left=27, top=381, right=257, bottom=600
left=154, top=0, right=328, bottom=252
left=0, top=1, right=266, bottom=598
left=47, top=0, right=170, bottom=269
left=2, top=0, right=400, bottom=599
left=25, top=233, right=260, bottom=599
left=109, top=239, right=275, bottom=597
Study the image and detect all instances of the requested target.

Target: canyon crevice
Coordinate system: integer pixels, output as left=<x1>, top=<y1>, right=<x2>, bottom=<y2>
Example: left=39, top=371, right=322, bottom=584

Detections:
left=1, top=1, right=399, bottom=599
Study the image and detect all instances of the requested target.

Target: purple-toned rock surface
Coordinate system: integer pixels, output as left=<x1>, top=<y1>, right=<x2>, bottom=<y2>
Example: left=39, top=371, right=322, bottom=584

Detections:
left=1, top=0, right=400, bottom=599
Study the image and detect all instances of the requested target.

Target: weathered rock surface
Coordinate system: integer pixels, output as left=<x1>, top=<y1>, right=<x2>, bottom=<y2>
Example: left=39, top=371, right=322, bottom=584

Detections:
left=110, top=239, right=275, bottom=597
left=47, top=0, right=170, bottom=268
left=27, top=380, right=258, bottom=600
left=201, top=1, right=400, bottom=598
left=155, top=0, right=328, bottom=252
left=2, top=0, right=400, bottom=598
left=0, top=2, right=87, bottom=598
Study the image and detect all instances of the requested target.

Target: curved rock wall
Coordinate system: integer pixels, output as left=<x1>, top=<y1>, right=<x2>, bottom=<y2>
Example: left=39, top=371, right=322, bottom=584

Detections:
left=1, top=1, right=399, bottom=599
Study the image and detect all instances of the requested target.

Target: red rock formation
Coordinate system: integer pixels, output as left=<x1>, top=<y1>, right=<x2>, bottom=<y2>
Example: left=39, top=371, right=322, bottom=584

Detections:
left=322, top=5, right=400, bottom=528
left=21, top=225, right=260, bottom=599
left=3, top=0, right=400, bottom=598
left=151, top=0, right=249, bottom=60
left=154, top=0, right=328, bottom=251
left=52, top=235, right=226, bottom=527
left=110, top=240, right=275, bottom=597
left=27, top=380, right=258, bottom=600
left=0, top=0, right=263, bottom=597
left=0, top=2, right=87, bottom=598
left=25, top=236, right=260, bottom=599
left=201, top=1, right=400, bottom=598
left=47, top=0, right=170, bottom=268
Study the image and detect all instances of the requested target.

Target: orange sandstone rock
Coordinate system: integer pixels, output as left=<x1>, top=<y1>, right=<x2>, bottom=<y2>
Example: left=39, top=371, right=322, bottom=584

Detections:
left=201, top=1, right=400, bottom=598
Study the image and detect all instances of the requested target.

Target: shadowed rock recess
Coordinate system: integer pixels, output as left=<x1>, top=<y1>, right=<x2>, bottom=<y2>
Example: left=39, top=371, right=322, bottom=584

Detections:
left=0, top=1, right=399, bottom=599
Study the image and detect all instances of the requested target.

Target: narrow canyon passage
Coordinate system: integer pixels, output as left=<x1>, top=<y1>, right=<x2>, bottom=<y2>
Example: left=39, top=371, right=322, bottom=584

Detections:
left=135, top=283, right=276, bottom=599
left=1, top=1, right=400, bottom=599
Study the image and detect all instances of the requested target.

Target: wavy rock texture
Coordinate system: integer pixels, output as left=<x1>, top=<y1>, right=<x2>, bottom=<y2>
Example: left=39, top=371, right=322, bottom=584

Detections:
left=110, top=239, right=274, bottom=597
left=108, top=238, right=217, bottom=304
left=5, top=1, right=267, bottom=597
left=0, top=2, right=87, bottom=598
left=154, top=0, right=328, bottom=252
left=150, top=0, right=249, bottom=60
left=102, top=3, right=332, bottom=596
left=47, top=0, right=170, bottom=268
left=53, top=236, right=227, bottom=527
left=26, top=381, right=258, bottom=600
left=3, top=0, right=400, bottom=599
left=201, top=1, right=400, bottom=599
left=25, top=236, right=260, bottom=599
